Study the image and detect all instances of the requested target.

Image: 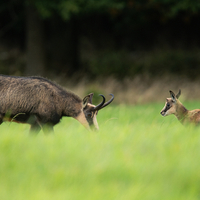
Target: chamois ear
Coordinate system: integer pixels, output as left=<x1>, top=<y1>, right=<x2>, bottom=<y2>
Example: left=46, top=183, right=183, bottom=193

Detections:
left=82, top=93, right=94, bottom=108
left=88, top=93, right=94, bottom=104
left=176, top=89, right=181, bottom=99
left=169, top=90, right=176, bottom=102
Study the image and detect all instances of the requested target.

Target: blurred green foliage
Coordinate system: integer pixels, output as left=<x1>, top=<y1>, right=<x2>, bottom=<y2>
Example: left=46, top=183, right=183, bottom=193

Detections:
left=152, top=0, right=200, bottom=18
left=83, top=49, right=200, bottom=79
left=1, top=0, right=200, bottom=78
left=25, top=0, right=125, bottom=19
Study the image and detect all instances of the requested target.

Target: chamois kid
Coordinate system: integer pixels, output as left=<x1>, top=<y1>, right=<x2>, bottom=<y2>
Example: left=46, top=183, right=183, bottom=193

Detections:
left=160, top=90, right=200, bottom=125
left=0, top=75, right=114, bottom=133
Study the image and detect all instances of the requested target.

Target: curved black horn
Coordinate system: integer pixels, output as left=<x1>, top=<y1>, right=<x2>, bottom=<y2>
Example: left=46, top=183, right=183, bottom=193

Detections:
left=93, top=94, right=105, bottom=111
left=99, top=94, right=114, bottom=110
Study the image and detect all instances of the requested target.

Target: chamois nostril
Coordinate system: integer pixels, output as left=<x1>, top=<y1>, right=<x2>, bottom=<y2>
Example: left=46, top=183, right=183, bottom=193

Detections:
left=160, top=111, right=165, bottom=116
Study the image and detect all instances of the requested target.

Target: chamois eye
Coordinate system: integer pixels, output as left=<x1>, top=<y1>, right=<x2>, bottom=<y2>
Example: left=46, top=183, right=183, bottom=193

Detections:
left=167, top=103, right=170, bottom=107
left=87, top=113, right=92, bottom=117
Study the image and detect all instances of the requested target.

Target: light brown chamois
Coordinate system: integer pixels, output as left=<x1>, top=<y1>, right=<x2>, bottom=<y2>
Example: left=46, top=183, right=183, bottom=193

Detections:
left=0, top=75, right=114, bottom=134
left=160, top=90, right=200, bottom=125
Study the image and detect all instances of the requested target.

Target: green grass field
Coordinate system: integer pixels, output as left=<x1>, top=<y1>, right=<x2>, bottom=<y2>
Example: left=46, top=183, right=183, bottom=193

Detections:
left=1, top=102, right=200, bottom=200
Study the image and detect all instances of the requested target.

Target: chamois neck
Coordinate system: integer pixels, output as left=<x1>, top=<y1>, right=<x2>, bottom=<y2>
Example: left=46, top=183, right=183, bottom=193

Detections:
left=62, top=92, right=82, bottom=117
left=175, top=100, right=188, bottom=122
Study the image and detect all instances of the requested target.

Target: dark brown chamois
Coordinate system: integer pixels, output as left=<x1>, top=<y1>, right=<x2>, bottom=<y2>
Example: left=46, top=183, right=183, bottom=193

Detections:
left=160, top=90, right=200, bottom=125
left=0, top=75, right=114, bottom=133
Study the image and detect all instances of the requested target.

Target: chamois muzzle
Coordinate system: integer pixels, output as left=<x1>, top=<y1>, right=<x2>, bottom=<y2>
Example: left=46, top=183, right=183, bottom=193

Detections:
left=160, top=110, right=165, bottom=116
left=93, top=94, right=114, bottom=111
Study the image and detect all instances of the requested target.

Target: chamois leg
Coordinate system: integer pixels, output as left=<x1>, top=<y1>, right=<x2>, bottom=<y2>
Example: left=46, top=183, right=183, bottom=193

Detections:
left=29, top=123, right=41, bottom=134
left=0, top=114, right=3, bottom=125
left=42, top=124, right=54, bottom=135
left=29, top=115, right=41, bottom=134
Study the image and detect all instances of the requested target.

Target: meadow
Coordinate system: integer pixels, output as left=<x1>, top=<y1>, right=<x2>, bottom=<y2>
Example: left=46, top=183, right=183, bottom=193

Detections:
left=0, top=102, right=200, bottom=200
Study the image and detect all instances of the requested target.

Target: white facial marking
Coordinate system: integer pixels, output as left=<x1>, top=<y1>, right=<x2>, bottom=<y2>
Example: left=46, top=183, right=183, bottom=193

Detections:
left=92, top=112, right=99, bottom=130
left=161, top=98, right=176, bottom=117
left=75, top=111, right=90, bottom=130
left=164, top=110, right=169, bottom=116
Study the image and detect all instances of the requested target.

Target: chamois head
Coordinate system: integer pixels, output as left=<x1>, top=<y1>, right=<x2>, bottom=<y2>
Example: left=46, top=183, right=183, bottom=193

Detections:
left=82, top=93, right=114, bottom=130
left=160, top=89, right=181, bottom=117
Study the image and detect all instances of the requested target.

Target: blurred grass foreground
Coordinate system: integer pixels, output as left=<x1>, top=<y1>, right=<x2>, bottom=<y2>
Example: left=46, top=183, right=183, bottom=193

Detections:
left=0, top=103, right=200, bottom=200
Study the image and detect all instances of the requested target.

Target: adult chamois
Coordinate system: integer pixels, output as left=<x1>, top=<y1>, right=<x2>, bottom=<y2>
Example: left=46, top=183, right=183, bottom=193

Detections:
left=160, top=90, right=200, bottom=125
left=0, top=75, right=114, bottom=133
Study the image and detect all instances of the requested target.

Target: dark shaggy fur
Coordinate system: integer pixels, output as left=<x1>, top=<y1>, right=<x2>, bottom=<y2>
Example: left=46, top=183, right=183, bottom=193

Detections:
left=0, top=75, right=83, bottom=131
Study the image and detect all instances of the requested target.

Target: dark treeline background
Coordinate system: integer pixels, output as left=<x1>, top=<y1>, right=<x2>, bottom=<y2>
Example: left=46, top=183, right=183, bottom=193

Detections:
left=1, top=0, right=200, bottom=80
